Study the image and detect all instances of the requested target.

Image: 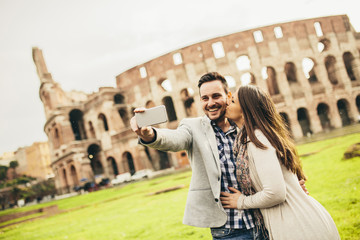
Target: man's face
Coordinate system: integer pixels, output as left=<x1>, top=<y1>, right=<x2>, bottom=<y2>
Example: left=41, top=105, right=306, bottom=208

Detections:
left=199, top=80, right=228, bottom=122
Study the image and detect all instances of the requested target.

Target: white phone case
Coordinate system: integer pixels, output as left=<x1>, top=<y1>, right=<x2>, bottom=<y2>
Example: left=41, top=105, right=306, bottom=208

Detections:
left=135, top=105, right=168, bottom=128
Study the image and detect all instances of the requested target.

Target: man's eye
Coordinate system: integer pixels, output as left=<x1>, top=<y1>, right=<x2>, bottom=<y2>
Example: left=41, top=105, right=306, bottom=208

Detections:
left=231, top=100, right=235, bottom=103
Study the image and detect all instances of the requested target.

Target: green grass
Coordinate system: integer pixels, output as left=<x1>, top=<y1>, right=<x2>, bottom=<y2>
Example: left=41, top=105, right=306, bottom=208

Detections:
left=0, top=133, right=359, bottom=240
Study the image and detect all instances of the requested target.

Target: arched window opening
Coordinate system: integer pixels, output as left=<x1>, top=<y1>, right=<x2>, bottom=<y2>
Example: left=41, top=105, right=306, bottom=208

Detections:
left=240, top=72, right=256, bottom=86
left=356, top=95, right=360, bottom=114
left=88, top=144, right=104, bottom=177
left=302, top=58, right=318, bottom=83
left=274, top=27, right=283, bottom=39
left=69, top=109, right=87, bottom=141
left=139, top=67, right=147, bottom=78
left=173, top=53, right=183, bottom=65
left=280, top=112, right=291, bottom=133
left=180, top=88, right=197, bottom=117
left=122, top=152, right=135, bottom=175
left=146, top=100, right=156, bottom=109
left=114, top=94, right=125, bottom=104
left=343, top=52, right=357, bottom=81
left=317, top=103, right=331, bottom=130
left=314, top=22, right=323, bottom=37
left=212, top=42, right=225, bottom=59
left=54, top=128, right=60, bottom=148
left=337, top=99, right=351, bottom=126
left=88, top=121, right=96, bottom=138
left=162, top=96, right=177, bottom=122
left=284, top=62, right=298, bottom=83
left=118, top=108, right=130, bottom=127
left=158, top=78, right=172, bottom=92
left=225, top=76, right=236, bottom=93
left=62, top=168, right=69, bottom=191
left=253, top=30, right=264, bottom=43
left=325, top=56, right=338, bottom=85
left=70, top=165, right=79, bottom=186
left=158, top=150, right=170, bottom=170
left=297, top=108, right=312, bottom=136
left=262, top=66, right=279, bottom=95
left=98, top=113, right=109, bottom=131
left=236, top=55, right=251, bottom=71
left=107, top=157, right=119, bottom=177
left=317, top=38, right=331, bottom=53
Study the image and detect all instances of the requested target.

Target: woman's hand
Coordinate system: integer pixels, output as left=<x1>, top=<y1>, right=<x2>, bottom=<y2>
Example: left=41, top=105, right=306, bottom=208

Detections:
left=220, top=187, right=242, bottom=209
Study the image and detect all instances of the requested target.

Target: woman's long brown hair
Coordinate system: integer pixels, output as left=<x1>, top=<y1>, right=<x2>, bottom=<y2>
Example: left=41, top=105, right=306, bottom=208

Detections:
left=237, top=85, right=306, bottom=180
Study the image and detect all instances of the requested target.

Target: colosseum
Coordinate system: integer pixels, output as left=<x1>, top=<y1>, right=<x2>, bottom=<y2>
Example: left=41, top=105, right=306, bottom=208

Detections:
left=33, top=14, right=360, bottom=194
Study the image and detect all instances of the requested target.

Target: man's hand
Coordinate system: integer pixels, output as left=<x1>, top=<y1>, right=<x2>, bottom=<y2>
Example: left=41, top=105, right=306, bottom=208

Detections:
left=130, top=108, right=156, bottom=142
left=299, top=179, right=309, bottom=195
left=220, top=186, right=242, bottom=209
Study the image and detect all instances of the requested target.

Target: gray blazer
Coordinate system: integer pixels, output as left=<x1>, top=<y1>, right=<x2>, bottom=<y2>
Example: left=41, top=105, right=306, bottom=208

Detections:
left=143, top=116, right=227, bottom=228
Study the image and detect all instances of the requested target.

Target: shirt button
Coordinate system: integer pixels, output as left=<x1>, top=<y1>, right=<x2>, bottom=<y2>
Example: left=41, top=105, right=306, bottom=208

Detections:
left=218, top=177, right=220, bottom=181
left=215, top=198, right=219, bottom=202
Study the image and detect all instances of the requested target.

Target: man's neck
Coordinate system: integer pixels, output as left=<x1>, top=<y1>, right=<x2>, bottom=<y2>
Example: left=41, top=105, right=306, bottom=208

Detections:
left=215, top=117, right=231, bottom=132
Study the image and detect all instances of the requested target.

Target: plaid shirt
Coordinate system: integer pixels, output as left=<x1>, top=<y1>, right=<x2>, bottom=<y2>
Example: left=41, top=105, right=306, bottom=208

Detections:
left=211, top=121, right=255, bottom=229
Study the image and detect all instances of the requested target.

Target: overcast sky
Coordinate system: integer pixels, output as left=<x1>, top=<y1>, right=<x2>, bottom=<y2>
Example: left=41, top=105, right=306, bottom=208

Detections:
left=0, top=0, right=359, bottom=155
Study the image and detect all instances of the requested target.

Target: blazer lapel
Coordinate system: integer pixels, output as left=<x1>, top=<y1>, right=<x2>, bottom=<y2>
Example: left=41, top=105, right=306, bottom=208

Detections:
left=201, top=116, right=221, bottom=172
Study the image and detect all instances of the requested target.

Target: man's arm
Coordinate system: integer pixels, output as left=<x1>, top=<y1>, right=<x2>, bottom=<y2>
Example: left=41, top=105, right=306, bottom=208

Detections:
left=130, top=108, right=192, bottom=152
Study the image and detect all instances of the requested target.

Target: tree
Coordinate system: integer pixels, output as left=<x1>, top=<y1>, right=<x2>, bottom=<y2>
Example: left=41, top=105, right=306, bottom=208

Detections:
left=9, top=160, right=19, bottom=179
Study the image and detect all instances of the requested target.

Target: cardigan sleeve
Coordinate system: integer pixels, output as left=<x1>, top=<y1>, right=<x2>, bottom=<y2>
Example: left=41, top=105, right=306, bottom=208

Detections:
left=237, top=130, right=286, bottom=209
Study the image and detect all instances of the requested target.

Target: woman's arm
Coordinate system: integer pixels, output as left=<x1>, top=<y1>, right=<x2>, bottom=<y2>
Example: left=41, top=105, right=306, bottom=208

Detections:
left=237, top=131, right=286, bottom=209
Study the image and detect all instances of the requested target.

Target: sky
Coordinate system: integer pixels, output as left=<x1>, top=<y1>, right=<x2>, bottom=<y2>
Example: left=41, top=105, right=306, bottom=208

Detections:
left=0, top=0, right=359, bottom=155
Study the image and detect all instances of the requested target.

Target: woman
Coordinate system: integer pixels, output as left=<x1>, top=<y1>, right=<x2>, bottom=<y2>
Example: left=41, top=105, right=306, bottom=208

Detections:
left=220, top=85, right=340, bottom=240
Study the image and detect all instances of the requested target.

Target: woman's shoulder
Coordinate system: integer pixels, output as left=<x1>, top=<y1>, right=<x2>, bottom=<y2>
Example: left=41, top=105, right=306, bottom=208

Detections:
left=250, top=129, right=273, bottom=149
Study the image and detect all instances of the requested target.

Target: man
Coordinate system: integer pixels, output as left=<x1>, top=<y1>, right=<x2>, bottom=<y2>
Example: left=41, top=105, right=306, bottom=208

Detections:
left=130, top=72, right=306, bottom=239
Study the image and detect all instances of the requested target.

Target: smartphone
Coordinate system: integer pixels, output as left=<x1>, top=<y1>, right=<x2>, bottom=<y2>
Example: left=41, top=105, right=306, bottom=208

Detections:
left=135, top=105, right=168, bottom=128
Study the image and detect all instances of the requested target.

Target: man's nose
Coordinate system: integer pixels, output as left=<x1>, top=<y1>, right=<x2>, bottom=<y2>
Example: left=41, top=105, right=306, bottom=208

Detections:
left=208, top=98, right=216, bottom=106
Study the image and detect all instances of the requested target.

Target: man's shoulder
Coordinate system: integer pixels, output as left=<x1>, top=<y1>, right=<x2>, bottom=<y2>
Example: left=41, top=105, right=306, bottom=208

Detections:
left=181, top=116, right=207, bottom=124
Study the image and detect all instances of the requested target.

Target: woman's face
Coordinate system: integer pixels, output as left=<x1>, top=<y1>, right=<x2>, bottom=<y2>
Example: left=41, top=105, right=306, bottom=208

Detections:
left=225, top=89, right=244, bottom=125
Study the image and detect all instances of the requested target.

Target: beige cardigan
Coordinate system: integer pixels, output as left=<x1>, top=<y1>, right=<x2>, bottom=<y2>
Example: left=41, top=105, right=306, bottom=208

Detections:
left=237, top=130, right=340, bottom=240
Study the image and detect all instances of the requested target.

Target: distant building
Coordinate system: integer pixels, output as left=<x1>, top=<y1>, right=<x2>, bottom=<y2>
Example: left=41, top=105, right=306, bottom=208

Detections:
left=33, top=15, right=360, bottom=194
left=0, top=142, right=53, bottom=180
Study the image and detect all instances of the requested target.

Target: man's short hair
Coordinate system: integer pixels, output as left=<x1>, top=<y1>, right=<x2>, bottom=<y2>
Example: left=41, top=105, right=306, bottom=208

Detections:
left=198, top=72, right=228, bottom=93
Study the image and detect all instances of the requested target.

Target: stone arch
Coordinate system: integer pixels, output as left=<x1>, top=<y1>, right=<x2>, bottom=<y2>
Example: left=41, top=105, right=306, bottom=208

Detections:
left=145, top=100, right=156, bottom=108
left=297, top=108, right=312, bottom=136
left=302, top=58, right=318, bottom=83
left=279, top=112, right=291, bottom=133
left=88, top=121, right=96, bottom=138
left=53, top=127, right=61, bottom=149
left=70, top=165, right=79, bottom=186
left=114, top=94, right=125, bottom=104
left=87, top=144, right=104, bottom=177
left=98, top=113, right=109, bottom=131
left=318, top=38, right=331, bottom=53
left=107, top=157, right=119, bottom=177
left=180, top=88, right=197, bottom=117
left=225, top=76, right=236, bottom=93
left=236, top=55, right=251, bottom=71
left=118, top=108, right=130, bottom=127
left=284, top=62, right=298, bottom=83
left=343, top=52, right=357, bottom=81
left=337, top=99, right=351, bottom=126
left=162, top=96, right=177, bottom=121
left=317, top=103, right=331, bottom=130
left=324, top=55, right=339, bottom=85
left=240, top=72, right=256, bottom=86
left=262, top=66, right=279, bottom=95
left=356, top=95, right=360, bottom=113
left=62, top=168, right=69, bottom=192
left=122, top=152, right=136, bottom=175
left=158, top=78, right=172, bottom=92
left=69, top=109, right=87, bottom=141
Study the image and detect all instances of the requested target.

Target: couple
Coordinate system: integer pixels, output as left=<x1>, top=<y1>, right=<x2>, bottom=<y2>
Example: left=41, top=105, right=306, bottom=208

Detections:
left=130, top=72, right=340, bottom=240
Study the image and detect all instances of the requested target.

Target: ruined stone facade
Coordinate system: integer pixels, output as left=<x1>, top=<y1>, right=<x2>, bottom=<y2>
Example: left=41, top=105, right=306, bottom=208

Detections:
left=34, top=15, right=360, bottom=194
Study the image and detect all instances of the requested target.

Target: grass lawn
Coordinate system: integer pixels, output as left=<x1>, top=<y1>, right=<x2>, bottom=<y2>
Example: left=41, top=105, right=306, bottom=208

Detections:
left=0, top=132, right=359, bottom=240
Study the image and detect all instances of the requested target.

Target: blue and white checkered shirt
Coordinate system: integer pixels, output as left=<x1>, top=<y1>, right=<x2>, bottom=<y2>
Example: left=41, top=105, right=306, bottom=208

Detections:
left=211, top=121, right=255, bottom=229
